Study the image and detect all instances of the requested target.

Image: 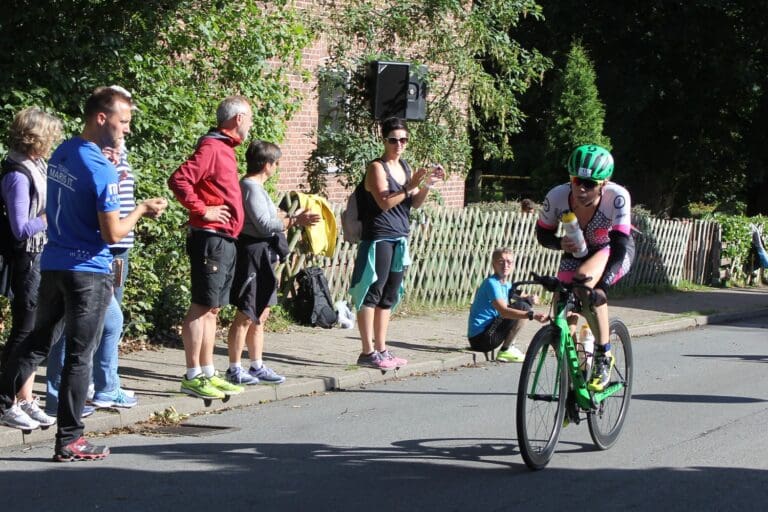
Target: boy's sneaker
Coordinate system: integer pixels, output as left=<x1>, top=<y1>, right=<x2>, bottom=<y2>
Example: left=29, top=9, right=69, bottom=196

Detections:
left=588, top=353, right=615, bottom=392
left=379, top=350, right=407, bottom=367
left=357, top=351, right=397, bottom=370
left=0, top=404, right=40, bottom=430
left=497, top=346, right=525, bottom=363
left=249, top=365, right=286, bottom=385
left=91, top=389, right=138, bottom=409
left=19, top=397, right=56, bottom=427
left=53, top=436, right=109, bottom=462
left=181, top=374, right=225, bottom=399
left=226, top=366, right=259, bottom=385
left=208, top=372, right=245, bottom=395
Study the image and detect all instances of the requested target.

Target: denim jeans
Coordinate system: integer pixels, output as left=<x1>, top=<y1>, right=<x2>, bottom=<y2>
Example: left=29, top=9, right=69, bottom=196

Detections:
left=0, top=270, right=112, bottom=446
left=46, top=295, right=123, bottom=410
left=0, top=251, right=41, bottom=372
left=46, top=249, right=129, bottom=410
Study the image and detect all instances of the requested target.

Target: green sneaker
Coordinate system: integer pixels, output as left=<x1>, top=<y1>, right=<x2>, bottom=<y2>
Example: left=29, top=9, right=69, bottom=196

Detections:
left=208, top=373, right=245, bottom=395
left=181, top=375, right=225, bottom=399
left=497, top=346, right=525, bottom=363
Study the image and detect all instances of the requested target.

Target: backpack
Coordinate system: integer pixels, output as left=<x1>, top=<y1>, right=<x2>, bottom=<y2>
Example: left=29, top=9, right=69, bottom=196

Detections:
left=341, top=182, right=363, bottom=244
left=293, top=266, right=338, bottom=328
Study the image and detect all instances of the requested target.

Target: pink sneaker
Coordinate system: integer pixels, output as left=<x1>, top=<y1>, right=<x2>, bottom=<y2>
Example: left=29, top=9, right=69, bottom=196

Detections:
left=357, top=351, right=397, bottom=370
left=379, top=350, right=407, bottom=367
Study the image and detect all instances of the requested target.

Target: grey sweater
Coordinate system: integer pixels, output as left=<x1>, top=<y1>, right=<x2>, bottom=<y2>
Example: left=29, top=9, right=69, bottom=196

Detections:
left=240, top=178, right=284, bottom=238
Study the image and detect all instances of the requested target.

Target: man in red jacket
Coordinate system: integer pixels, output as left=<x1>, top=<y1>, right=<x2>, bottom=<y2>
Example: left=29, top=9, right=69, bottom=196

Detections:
left=168, top=95, right=252, bottom=400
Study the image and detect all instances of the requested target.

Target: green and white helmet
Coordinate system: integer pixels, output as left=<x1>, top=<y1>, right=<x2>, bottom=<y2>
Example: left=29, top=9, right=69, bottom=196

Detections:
left=567, top=144, right=614, bottom=181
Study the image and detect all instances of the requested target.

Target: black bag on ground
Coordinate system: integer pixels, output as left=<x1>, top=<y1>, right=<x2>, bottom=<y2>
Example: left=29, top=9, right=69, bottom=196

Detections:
left=294, top=267, right=338, bottom=328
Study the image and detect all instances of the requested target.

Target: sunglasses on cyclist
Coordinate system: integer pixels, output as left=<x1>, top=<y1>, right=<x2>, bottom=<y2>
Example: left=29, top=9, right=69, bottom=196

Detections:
left=571, top=176, right=603, bottom=190
left=386, top=137, right=409, bottom=145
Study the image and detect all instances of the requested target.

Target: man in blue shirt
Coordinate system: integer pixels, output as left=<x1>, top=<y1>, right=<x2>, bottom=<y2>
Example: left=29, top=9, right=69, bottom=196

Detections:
left=468, top=247, right=547, bottom=361
left=0, top=87, right=167, bottom=461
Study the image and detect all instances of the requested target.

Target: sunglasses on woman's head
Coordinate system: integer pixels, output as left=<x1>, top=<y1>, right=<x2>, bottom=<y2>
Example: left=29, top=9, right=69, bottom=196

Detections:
left=571, top=176, right=603, bottom=190
left=386, top=137, right=409, bottom=145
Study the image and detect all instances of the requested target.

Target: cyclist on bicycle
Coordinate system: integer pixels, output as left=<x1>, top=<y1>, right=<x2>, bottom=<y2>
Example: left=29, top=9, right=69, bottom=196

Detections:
left=536, top=144, right=635, bottom=391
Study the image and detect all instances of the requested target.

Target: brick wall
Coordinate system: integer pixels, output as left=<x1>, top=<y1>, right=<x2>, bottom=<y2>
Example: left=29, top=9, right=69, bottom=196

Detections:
left=273, top=4, right=466, bottom=208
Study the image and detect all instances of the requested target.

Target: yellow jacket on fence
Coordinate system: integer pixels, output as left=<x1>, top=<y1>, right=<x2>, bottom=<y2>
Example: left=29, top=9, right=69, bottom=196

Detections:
left=289, top=191, right=337, bottom=257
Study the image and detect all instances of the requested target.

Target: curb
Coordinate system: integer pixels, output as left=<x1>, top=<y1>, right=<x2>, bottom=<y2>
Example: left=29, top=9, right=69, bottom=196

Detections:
left=1, top=308, right=766, bottom=450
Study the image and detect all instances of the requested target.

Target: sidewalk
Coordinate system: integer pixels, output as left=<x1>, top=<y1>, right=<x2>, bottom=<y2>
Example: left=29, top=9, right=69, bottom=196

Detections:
left=3, top=286, right=768, bottom=448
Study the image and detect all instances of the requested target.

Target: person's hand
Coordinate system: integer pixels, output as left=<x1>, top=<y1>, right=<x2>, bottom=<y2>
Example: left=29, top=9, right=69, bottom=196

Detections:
left=532, top=312, right=549, bottom=323
left=202, top=204, right=231, bottom=223
left=102, top=147, right=120, bottom=165
left=528, top=293, right=541, bottom=306
left=426, top=164, right=446, bottom=187
left=408, top=166, right=430, bottom=192
left=560, top=235, right=580, bottom=254
left=142, top=198, right=168, bottom=218
left=294, top=208, right=320, bottom=227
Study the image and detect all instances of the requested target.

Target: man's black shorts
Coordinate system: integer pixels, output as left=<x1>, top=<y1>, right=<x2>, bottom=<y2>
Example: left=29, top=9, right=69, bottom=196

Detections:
left=186, top=229, right=237, bottom=308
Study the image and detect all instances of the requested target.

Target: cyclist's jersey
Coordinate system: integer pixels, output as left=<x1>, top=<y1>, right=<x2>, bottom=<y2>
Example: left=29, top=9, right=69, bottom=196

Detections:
left=538, top=181, right=633, bottom=284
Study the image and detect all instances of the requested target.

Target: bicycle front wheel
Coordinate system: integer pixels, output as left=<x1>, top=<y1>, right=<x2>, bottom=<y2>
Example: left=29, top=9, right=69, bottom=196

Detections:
left=588, top=318, right=633, bottom=449
left=516, top=325, right=567, bottom=470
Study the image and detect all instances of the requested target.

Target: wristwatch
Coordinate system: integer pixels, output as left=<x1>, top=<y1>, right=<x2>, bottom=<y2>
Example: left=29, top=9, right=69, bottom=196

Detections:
left=527, top=310, right=534, bottom=321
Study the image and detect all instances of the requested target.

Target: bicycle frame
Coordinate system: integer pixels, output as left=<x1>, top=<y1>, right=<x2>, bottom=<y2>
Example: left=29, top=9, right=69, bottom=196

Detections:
left=525, top=276, right=626, bottom=411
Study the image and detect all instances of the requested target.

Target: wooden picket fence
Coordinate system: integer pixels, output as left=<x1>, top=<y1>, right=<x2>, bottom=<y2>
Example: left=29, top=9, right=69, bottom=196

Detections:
left=277, top=199, right=721, bottom=306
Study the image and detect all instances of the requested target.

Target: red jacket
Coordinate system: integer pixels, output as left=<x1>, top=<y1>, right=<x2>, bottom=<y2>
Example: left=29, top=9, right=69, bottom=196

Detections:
left=168, top=130, right=244, bottom=237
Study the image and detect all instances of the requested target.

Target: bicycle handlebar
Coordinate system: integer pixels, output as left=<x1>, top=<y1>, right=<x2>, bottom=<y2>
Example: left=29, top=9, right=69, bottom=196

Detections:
left=511, top=272, right=594, bottom=295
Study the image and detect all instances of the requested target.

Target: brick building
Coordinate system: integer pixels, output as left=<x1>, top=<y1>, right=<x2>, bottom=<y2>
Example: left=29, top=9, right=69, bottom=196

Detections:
left=273, top=3, right=466, bottom=208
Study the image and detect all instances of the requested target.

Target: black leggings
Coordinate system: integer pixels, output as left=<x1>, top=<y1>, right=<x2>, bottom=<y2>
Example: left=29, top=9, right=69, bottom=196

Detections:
left=362, top=240, right=404, bottom=309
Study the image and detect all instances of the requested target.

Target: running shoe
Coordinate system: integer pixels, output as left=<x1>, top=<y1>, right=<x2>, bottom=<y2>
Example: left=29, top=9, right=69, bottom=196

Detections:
left=90, top=389, right=138, bottom=409
left=249, top=365, right=286, bottom=385
left=357, top=351, right=397, bottom=370
left=0, top=404, right=40, bottom=430
left=180, top=374, right=226, bottom=399
left=208, top=372, right=245, bottom=395
left=379, top=350, right=407, bottom=367
left=226, top=366, right=259, bottom=385
left=588, top=353, right=615, bottom=392
left=496, top=346, right=525, bottom=363
left=19, top=397, right=56, bottom=427
left=53, top=436, right=109, bottom=462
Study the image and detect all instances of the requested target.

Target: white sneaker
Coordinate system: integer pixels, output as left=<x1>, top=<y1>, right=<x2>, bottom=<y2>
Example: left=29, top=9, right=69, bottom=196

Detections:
left=0, top=404, right=40, bottom=430
left=19, top=397, right=56, bottom=427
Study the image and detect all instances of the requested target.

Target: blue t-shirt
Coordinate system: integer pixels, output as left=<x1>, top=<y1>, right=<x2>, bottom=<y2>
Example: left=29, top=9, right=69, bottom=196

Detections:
left=41, top=137, right=120, bottom=273
left=467, top=274, right=511, bottom=338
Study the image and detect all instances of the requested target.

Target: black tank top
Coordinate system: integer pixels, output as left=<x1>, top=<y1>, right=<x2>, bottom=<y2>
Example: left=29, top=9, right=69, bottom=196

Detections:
left=361, top=159, right=412, bottom=240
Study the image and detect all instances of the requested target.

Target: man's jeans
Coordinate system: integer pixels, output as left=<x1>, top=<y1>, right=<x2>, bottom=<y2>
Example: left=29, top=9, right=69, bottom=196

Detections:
left=0, top=270, right=111, bottom=446
left=46, top=249, right=129, bottom=410
left=46, top=296, right=123, bottom=410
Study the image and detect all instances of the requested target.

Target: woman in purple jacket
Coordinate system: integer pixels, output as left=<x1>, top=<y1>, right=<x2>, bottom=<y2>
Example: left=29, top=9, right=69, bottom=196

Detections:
left=0, top=107, right=62, bottom=430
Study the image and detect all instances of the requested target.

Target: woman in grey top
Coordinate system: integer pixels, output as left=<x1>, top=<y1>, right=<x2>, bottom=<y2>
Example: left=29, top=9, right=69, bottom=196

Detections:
left=225, top=140, right=318, bottom=385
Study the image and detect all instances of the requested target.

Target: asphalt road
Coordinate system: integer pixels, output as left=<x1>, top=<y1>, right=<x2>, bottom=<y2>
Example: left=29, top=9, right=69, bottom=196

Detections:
left=1, top=317, right=766, bottom=512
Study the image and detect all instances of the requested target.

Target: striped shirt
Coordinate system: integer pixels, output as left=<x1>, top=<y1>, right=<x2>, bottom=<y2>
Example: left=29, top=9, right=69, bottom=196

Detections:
left=110, top=148, right=137, bottom=249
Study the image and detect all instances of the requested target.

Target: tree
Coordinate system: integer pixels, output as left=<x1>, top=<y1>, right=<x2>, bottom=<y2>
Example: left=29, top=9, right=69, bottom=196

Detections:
left=536, top=41, right=611, bottom=190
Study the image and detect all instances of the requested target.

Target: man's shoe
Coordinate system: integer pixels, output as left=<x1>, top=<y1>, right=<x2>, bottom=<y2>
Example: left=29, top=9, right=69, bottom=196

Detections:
left=588, top=353, right=615, bottom=392
left=357, top=351, right=397, bottom=370
left=378, top=350, right=407, bottom=367
left=91, top=389, right=138, bottom=409
left=226, top=366, right=259, bottom=385
left=497, top=346, right=525, bottom=363
left=208, top=373, right=245, bottom=395
left=53, top=436, right=109, bottom=462
left=19, top=397, right=56, bottom=427
left=0, top=404, right=40, bottom=430
left=249, top=365, right=286, bottom=385
left=180, top=375, right=226, bottom=399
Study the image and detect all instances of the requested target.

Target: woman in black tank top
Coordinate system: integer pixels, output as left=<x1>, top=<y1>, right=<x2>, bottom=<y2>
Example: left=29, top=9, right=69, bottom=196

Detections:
left=351, top=117, right=445, bottom=370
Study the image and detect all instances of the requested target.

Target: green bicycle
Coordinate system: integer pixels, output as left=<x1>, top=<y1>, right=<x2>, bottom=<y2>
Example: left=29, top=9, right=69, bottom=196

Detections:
left=515, top=272, right=633, bottom=470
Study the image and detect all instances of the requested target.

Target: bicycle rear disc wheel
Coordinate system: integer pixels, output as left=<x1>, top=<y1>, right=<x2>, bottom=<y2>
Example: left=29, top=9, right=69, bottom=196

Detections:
left=516, top=325, right=567, bottom=470
left=588, top=318, right=633, bottom=449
